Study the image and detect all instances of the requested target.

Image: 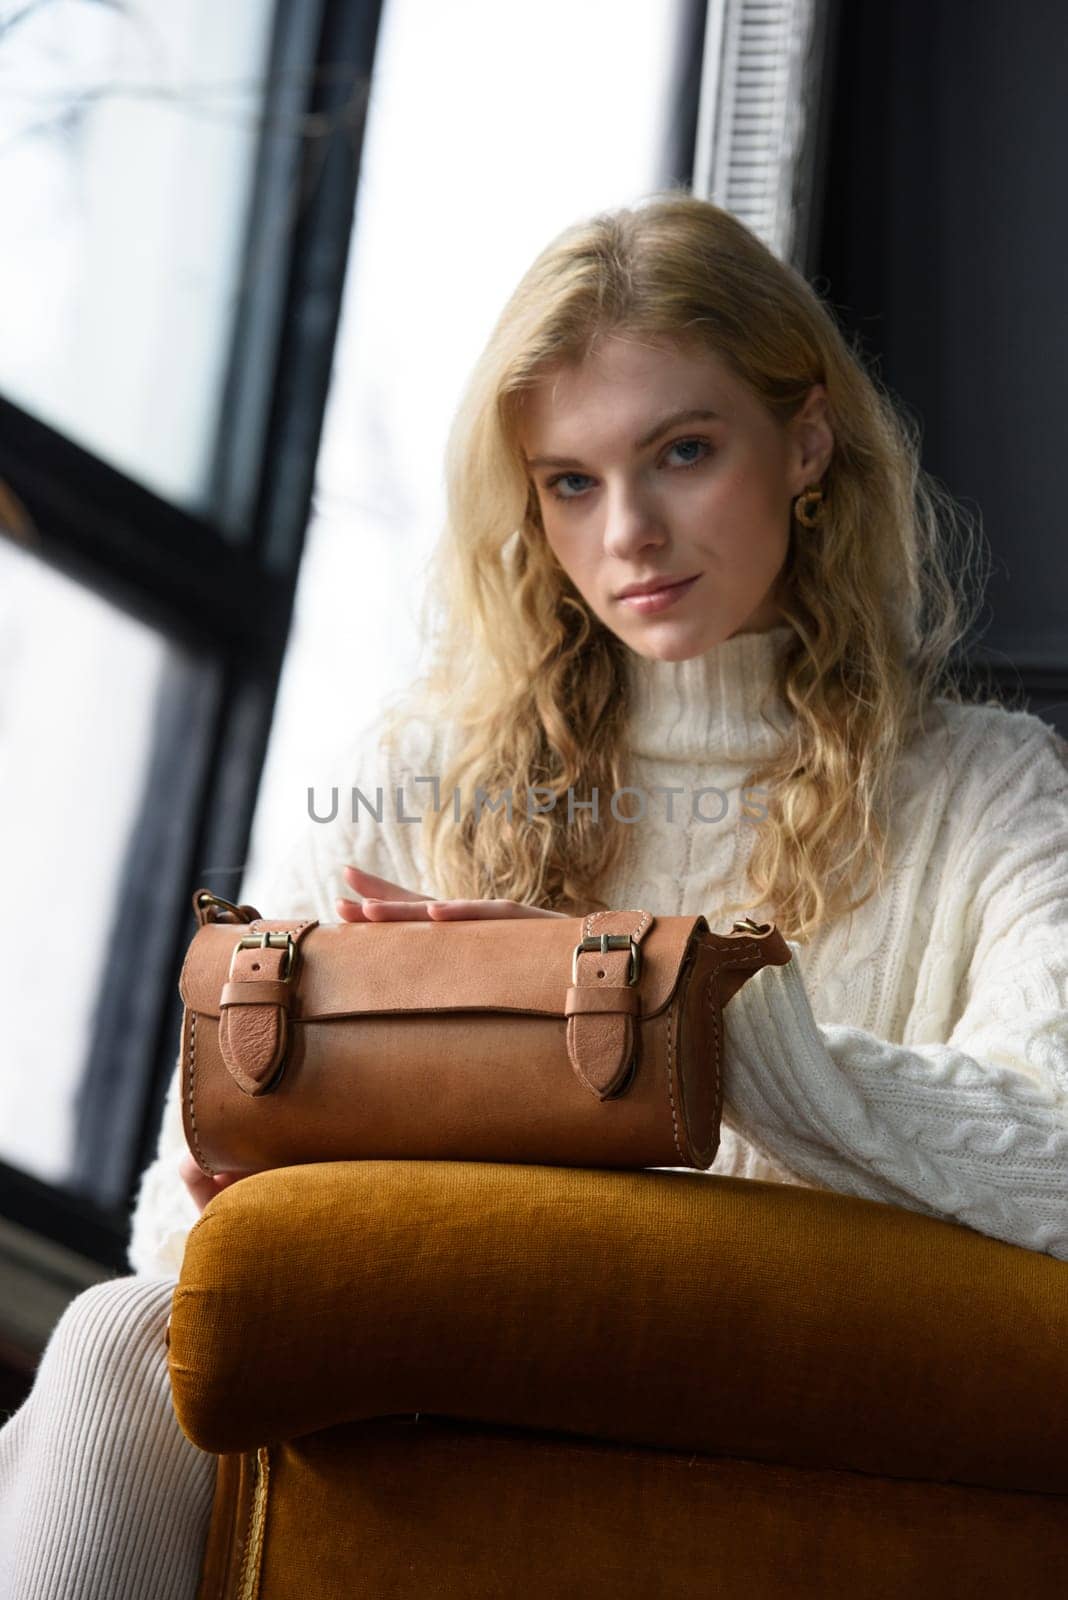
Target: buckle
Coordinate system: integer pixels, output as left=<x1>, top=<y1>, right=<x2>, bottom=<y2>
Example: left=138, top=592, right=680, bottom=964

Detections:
left=571, top=933, right=641, bottom=986
left=196, top=890, right=254, bottom=924
left=233, top=930, right=296, bottom=980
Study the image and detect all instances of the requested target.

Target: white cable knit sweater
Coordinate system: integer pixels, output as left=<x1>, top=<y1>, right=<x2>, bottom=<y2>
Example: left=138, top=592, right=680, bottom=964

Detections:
left=126, top=623, right=1068, bottom=1273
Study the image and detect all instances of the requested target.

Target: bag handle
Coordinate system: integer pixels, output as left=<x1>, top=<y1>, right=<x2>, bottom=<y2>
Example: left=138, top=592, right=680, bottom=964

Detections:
left=193, top=889, right=262, bottom=927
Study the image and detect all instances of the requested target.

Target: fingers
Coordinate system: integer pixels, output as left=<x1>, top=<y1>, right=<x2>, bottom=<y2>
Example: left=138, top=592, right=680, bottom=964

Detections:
left=353, top=898, right=568, bottom=920
left=337, top=864, right=439, bottom=922
left=339, top=896, right=520, bottom=922
left=343, top=865, right=431, bottom=902
left=342, top=897, right=436, bottom=921
left=334, top=868, right=568, bottom=923
left=425, top=899, right=567, bottom=919
left=179, top=1150, right=244, bottom=1216
left=335, top=896, right=376, bottom=921
left=178, top=1149, right=207, bottom=1197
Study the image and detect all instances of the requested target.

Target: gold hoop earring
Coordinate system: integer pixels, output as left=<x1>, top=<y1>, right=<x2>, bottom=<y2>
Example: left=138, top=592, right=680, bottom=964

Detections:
left=793, top=484, right=825, bottom=527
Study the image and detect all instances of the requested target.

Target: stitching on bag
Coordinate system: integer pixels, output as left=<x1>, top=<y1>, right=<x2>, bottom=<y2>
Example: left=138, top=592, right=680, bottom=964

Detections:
left=187, top=1011, right=215, bottom=1178
left=664, top=994, right=685, bottom=1161
left=699, top=948, right=771, bottom=1166
left=581, top=910, right=685, bottom=1158
left=583, top=908, right=652, bottom=940
left=706, top=974, right=721, bottom=1168
left=706, top=946, right=766, bottom=980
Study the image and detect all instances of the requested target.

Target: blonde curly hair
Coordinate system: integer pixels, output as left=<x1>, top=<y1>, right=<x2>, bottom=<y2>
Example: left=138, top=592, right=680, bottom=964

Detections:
left=378, top=187, right=989, bottom=943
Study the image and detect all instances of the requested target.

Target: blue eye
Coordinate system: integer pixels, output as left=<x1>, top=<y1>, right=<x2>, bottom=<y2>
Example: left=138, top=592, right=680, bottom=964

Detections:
left=668, top=438, right=707, bottom=466
left=545, top=437, right=712, bottom=502
left=548, top=471, right=592, bottom=501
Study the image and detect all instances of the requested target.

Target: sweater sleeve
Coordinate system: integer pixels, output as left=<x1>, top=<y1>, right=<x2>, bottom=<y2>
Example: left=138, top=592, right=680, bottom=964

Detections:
left=720, top=725, right=1068, bottom=1260
left=125, top=711, right=441, bottom=1278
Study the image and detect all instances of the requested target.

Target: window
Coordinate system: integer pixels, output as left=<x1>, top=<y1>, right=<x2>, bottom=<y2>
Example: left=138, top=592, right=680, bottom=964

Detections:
left=242, top=0, right=704, bottom=897
left=0, top=0, right=277, bottom=519
left=0, top=1, right=386, bottom=1336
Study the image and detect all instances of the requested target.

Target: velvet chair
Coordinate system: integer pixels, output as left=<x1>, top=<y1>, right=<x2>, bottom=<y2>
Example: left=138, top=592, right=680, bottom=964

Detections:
left=167, top=1158, right=1068, bottom=1599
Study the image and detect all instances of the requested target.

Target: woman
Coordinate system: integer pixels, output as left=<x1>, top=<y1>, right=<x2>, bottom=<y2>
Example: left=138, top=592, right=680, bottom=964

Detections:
left=4, top=190, right=1066, bottom=1598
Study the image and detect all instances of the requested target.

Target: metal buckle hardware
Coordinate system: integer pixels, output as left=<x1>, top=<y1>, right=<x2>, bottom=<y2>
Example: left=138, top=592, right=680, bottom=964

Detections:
left=234, top=930, right=296, bottom=981
left=197, top=890, right=252, bottom=922
left=731, top=918, right=767, bottom=935
left=571, top=933, right=641, bottom=986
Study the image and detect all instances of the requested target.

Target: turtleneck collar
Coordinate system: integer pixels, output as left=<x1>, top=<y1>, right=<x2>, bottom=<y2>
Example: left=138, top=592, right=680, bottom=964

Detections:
left=624, top=623, right=797, bottom=763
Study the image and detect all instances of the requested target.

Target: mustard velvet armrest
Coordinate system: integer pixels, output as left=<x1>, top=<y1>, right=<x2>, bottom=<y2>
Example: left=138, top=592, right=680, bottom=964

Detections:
left=167, top=1159, right=1068, bottom=1495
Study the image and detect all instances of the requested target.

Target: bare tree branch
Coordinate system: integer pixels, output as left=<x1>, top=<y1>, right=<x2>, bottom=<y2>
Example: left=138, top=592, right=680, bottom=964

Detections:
left=0, top=0, right=130, bottom=40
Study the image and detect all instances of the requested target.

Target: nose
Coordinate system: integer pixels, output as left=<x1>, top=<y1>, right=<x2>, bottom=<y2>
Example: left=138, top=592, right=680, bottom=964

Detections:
left=600, top=480, right=668, bottom=560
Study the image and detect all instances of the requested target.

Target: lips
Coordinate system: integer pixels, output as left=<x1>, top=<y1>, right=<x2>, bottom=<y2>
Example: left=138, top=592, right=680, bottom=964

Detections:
left=616, top=574, right=698, bottom=600
left=616, top=573, right=702, bottom=615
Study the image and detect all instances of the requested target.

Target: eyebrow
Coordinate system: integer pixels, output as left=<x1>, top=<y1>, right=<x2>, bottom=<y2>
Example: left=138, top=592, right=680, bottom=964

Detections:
left=523, top=407, right=723, bottom=472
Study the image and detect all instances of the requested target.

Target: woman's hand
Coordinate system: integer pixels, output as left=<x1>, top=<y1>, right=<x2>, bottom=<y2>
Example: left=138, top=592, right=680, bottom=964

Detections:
left=336, top=866, right=567, bottom=920
left=178, top=1147, right=243, bottom=1217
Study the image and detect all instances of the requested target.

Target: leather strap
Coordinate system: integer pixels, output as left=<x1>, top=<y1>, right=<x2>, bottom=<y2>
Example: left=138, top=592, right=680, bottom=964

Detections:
left=564, top=986, right=640, bottom=1016
left=219, top=979, right=293, bottom=1009
left=218, top=918, right=319, bottom=1096
left=566, top=910, right=655, bottom=1100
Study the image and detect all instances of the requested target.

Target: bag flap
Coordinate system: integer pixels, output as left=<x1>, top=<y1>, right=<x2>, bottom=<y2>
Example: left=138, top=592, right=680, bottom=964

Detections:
left=179, top=914, right=708, bottom=1022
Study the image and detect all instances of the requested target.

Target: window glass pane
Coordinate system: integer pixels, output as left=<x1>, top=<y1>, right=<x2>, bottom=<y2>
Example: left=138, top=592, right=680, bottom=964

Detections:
left=0, top=0, right=276, bottom=514
left=0, top=538, right=165, bottom=1188
left=242, top=0, right=688, bottom=899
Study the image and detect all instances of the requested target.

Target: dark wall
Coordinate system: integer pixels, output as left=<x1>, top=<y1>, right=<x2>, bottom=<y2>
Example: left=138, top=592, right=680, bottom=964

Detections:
left=816, top=0, right=1068, bottom=733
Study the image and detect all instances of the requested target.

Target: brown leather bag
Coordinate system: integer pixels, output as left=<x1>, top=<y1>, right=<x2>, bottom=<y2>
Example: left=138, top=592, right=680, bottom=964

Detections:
left=179, top=888, right=793, bottom=1177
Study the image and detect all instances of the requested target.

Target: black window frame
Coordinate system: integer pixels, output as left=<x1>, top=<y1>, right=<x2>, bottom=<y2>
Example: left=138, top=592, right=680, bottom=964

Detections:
left=0, top=0, right=386, bottom=1273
